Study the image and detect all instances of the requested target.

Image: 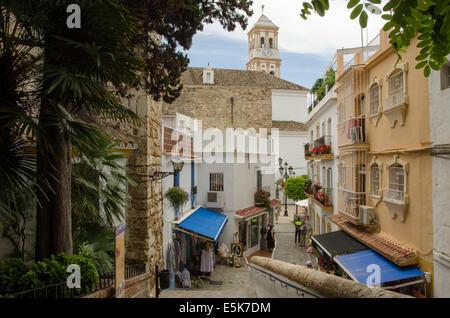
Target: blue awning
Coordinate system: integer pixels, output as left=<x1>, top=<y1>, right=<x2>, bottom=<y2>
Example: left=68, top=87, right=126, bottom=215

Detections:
left=334, top=250, right=424, bottom=285
left=175, top=208, right=228, bottom=242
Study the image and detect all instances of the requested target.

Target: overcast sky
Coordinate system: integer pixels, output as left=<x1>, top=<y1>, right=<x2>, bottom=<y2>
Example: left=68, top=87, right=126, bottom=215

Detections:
left=185, top=0, right=388, bottom=88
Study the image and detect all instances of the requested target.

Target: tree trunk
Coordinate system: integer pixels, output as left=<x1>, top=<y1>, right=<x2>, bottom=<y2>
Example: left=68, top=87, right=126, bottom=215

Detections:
left=35, top=103, right=73, bottom=260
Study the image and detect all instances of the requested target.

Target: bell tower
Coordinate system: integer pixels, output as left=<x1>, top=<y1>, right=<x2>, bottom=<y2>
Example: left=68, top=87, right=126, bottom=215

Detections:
left=246, top=6, right=281, bottom=77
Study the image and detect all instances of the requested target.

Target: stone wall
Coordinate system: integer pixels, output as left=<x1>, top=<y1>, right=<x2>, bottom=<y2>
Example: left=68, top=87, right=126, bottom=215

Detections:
left=250, top=256, right=411, bottom=298
left=94, top=90, right=164, bottom=298
left=163, top=86, right=273, bottom=130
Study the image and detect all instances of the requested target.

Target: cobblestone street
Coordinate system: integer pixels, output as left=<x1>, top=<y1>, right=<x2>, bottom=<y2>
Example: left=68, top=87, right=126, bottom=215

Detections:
left=273, top=205, right=310, bottom=266
left=159, top=205, right=309, bottom=298
left=159, top=264, right=251, bottom=298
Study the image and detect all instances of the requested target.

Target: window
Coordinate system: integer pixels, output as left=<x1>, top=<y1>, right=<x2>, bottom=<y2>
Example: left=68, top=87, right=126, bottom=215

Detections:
left=388, top=165, right=405, bottom=202
left=441, top=63, right=450, bottom=90
left=257, top=170, right=262, bottom=189
left=270, top=71, right=275, bottom=76
left=269, top=38, right=273, bottom=49
left=322, top=167, right=326, bottom=186
left=371, top=165, right=380, bottom=196
left=339, top=165, right=345, bottom=188
left=370, top=84, right=380, bottom=115
left=327, top=118, right=332, bottom=138
left=327, top=168, right=332, bottom=189
left=388, top=71, right=404, bottom=108
left=260, top=37, right=265, bottom=48
left=210, top=173, right=224, bottom=191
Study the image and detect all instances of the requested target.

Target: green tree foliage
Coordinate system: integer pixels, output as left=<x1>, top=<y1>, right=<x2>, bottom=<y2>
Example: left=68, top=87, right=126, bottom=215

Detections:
left=300, top=0, right=450, bottom=77
left=0, top=0, right=254, bottom=260
left=284, top=176, right=308, bottom=202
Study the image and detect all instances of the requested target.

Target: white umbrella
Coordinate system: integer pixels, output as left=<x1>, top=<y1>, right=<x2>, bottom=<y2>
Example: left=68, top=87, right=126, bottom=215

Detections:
left=295, top=199, right=309, bottom=207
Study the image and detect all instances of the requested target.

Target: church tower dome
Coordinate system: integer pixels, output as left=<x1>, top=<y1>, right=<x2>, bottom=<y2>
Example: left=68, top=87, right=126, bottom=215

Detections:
left=246, top=6, right=281, bottom=77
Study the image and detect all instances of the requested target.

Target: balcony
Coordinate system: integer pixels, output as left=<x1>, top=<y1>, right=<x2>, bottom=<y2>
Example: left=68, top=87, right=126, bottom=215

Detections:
left=305, top=183, right=333, bottom=212
left=383, top=188, right=409, bottom=222
left=338, top=116, right=369, bottom=152
left=304, top=136, right=333, bottom=161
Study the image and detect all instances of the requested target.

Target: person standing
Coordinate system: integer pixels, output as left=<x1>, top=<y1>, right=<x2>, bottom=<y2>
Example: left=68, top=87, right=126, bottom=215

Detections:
left=294, top=221, right=301, bottom=245
left=266, top=224, right=275, bottom=252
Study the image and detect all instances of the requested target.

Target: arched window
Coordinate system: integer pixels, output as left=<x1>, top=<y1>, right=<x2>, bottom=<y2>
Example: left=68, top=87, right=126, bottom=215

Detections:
left=269, top=38, right=273, bottom=49
left=327, top=118, right=332, bottom=137
left=388, top=164, right=405, bottom=202
left=370, top=84, right=380, bottom=115
left=316, top=215, right=320, bottom=235
left=371, top=164, right=380, bottom=196
left=269, top=71, right=275, bottom=76
left=327, top=168, right=332, bottom=189
left=388, top=70, right=404, bottom=108
left=260, top=37, right=265, bottom=48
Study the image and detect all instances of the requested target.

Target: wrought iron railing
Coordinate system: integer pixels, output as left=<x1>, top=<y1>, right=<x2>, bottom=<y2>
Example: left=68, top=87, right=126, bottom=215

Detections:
left=383, top=188, right=405, bottom=204
left=9, top=263, right=146, bottom=299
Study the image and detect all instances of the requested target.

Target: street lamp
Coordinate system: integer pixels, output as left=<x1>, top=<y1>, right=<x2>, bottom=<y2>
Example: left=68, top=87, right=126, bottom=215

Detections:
left=279, top=159, right=293, bottom=217
left=149, top=158, right=185, bottom=182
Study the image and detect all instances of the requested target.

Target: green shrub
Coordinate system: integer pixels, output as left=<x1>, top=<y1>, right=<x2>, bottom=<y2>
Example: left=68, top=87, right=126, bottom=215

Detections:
left=0, top=258, right=32, bottom=295
left=0, top=253, right=99, bottom=296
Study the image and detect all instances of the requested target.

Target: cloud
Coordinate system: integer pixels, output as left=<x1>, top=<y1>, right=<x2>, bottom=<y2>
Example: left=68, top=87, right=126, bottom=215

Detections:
left=198, top=0, right=388, bottom=57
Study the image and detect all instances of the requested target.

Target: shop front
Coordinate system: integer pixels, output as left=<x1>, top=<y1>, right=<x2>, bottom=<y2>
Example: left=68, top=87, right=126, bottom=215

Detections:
left=167, top=207, right=228, bottom=288
left=311, top=230, right=427, bottom=297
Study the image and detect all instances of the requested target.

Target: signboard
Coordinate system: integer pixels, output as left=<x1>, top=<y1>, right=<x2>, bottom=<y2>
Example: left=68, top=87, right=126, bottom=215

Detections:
left=115, top=222, right=126, bottom=298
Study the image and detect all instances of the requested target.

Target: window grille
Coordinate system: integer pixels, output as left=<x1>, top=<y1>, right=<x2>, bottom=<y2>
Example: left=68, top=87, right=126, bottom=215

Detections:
left=210, top=173, right=224, bottom=192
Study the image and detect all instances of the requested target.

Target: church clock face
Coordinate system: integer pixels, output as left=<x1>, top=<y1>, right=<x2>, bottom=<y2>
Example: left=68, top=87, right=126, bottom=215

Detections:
left=263, top=48, right=272, bottom=57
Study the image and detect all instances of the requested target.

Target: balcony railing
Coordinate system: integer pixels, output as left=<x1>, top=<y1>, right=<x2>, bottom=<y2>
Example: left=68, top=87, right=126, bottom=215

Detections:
left=339, top=116, right=367, bottom=147
left=383, top=188, right=405, bottom=204
left=338, top=190, right=366, bottom=221
left=314, top=135, right=332, bottom=150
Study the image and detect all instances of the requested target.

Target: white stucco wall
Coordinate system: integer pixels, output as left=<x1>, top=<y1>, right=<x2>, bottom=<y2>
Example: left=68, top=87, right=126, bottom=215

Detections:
left=305, top=87, right=338, bottom=233
left=272, top=89, right=309, bottom=123
left=429, top=61, right=450, bottom=298
left=161, top=154, right=196, bottom=267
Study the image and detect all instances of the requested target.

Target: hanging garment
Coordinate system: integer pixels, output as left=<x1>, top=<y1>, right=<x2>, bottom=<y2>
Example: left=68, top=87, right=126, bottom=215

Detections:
left=180, top=268, right=191, bottom=288
left=173, top=239, right=181, bottom=272
left=200, top=248, right=214, bottom=273
left=176, top=232, right=187, bottom=265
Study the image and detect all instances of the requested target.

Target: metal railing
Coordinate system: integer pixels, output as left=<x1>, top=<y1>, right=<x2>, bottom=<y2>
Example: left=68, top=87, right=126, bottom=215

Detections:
left=338, top=190, right=366, bottom=220
left=340, top=117, right=366, bottom=145
left=9, top=263, right=146, bottom=299
left=313, top=135, right=332, bottom=150
left=383, top=188, right=405, bottom=204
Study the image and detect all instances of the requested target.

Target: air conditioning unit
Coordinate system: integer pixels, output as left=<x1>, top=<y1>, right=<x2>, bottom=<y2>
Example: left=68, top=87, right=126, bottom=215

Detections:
left=207, top=192, right=225, bottom=209
left=359, top=205, right=375, bottom=225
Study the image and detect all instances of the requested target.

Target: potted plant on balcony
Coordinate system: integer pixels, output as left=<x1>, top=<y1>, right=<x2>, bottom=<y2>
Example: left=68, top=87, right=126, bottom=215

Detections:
left=165, top=186, right=189, bottom=220
left=255, top=188, right=270, bottom=206
left=304, top=143, right=313, bottom=157
left=319, top=145, right=331, bottom=154
left=304, top=178, right=312, bottom=195
left=312, top=182, right=322, bottom=195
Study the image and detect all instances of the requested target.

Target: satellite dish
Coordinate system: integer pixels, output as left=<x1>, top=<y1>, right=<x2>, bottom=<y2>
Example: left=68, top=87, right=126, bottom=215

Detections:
left=365, top=3, right=382, bottom=15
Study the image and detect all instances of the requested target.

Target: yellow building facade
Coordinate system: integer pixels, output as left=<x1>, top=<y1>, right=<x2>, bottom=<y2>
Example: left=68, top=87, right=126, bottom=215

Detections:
left=331, top=30, right=434, bottom=296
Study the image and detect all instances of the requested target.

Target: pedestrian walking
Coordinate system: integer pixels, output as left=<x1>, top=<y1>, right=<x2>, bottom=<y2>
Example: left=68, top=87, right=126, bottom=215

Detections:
left=267, top=224, right=275, bottom=252
left=299, top=222, right=306, bottom=247
left=294, top=221, right=301, bottom=245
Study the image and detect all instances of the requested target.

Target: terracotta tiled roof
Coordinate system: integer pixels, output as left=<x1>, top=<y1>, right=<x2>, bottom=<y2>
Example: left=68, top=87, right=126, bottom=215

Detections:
left=270, top=199, right=281, bottom=206
left=181, top=67, right=309, bottom=91
left=272, top=121, right=307, bottom=131
left=236, top=200, right=281, bottom=218
left=328, top=214, right=418, bottom=267
left=236, top=206, right=266, bottom=218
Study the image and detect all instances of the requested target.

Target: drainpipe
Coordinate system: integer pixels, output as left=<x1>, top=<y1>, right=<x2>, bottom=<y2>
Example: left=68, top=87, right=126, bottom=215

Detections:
left=191, top=160, right=196, bottom=209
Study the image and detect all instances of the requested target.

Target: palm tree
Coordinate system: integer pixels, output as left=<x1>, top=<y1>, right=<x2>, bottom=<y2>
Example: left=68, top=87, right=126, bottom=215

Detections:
left=2, top=0, right=144, bottom=259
